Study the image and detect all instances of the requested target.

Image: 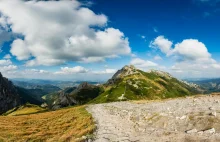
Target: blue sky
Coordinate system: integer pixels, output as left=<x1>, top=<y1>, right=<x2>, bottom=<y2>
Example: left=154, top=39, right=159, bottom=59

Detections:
left=0, top=0, right=219, bottom=81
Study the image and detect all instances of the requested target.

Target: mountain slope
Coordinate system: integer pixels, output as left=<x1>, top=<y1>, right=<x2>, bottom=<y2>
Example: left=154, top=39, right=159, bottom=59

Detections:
left=44, top=82, right=103, bottom=110
left=0, top=73, right=21, bottom=114
left=91, top=65, right=200, bottom=103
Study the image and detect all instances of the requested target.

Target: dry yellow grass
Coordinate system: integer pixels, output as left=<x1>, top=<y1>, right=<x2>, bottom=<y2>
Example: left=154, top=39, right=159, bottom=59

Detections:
left=0, top=106, right=95, bottom=142
left=5, top=104, right=46, bottom=116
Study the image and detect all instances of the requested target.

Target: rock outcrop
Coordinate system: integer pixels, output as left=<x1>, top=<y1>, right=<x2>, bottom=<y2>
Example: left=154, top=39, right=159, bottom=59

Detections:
left=107, top=65, right=138, bottom=85
left=0, top=73, right=21, bottom=114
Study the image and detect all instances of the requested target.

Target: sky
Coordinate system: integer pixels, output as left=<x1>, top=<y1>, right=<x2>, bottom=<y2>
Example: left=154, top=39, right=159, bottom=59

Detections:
left=0, top=0, right=219, bottom=81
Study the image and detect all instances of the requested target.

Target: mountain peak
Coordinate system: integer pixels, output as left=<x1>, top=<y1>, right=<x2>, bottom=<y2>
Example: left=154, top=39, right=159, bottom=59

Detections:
left=107, top=65, right=138, bottom=84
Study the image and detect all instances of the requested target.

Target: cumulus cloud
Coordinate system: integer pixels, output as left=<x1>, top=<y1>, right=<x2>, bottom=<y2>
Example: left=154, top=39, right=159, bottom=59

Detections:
left=0, top=65, right=17, bottom=75
left=3, top=54, right=11, bottom=59
left=0, top=0, right=131, bottom=66
left=170, top=39, right=212, bottom=61
left=130, top=58, right=158, bottom=70
left=150, top=36, right=173, bottom=54
left=0, top=58, right=18, bottom=76
left=150, top=36, right=213, bottom=62
left=55, top=66, right=88, bottom=75
left=150, top=35, right=220, bottom=78
left=11, top=39, right=31, bottom=60
left=0, top=59, right=12, bottom=66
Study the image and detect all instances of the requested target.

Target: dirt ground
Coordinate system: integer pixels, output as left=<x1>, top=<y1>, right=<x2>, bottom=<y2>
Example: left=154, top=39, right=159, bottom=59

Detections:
left=87, top=95, right=220, bottom=142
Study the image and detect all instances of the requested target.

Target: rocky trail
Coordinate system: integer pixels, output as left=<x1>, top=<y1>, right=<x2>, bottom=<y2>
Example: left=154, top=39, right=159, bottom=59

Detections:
left=87, top=95, right=220, bottom=142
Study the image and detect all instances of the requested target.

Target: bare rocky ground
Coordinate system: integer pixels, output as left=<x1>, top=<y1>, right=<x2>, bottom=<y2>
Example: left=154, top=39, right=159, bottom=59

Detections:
left=87, top=95, right=220, bottom=142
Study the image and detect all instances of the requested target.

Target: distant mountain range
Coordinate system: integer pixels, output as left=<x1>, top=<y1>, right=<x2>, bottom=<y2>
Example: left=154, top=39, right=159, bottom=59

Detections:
left=189, top=78, right=220, bottom=93
left=12, top=79, right=100, bottom=89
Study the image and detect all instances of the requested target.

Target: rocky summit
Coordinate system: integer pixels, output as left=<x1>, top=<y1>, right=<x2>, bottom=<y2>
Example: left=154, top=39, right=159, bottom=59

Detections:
left=0, top=73, right=21, bottom=114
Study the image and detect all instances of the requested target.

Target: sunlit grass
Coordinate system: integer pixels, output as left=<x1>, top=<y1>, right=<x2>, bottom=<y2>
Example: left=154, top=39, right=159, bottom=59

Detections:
left=0, top=106, right=95, bottom=142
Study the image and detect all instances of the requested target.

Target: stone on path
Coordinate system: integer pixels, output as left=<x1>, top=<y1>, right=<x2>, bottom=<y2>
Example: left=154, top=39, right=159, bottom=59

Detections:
left=186, top=129, right=197, bottom=134
left=204, top=128, right=215, bottom=134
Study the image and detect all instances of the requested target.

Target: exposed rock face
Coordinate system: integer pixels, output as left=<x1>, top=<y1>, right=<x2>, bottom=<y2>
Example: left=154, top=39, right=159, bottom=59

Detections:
left=149, top=69, right=173, bottom=79
left=0, top=73, right=21, bottom=114
left=52, top=82, right=102, bottom=110
left=107, top=65, right=138, bottom=85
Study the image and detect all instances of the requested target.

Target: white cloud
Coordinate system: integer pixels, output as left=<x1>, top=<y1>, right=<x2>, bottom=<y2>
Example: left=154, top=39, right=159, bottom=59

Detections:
left=170, top=39, right=211, bottom=61
left=24, top=69, right=50, bottom=74
left=150, top=35, right=220, bottom=78
left=93, top=69, right=117, bottom=74
left=0, top=59, right=12, bottom=66
left=150, top=36, right=213, bottom=63
left=11, top=39, right=30, bottom=60
left=130, top=58, right=158, bottom=69
left=0, top=59, right=18, bottom=75
left=131, top=53, right=137, bottom=57
left=141, top=36, right=146, bottom=39
left=0, top=0, right=131, bottom=66
left=154, top=55, right=162, bottom=60
left=55, top=66, right=88, bottom=75
left=80, top=57, right=105, bottom=63
left=3, top=54, right=11, bottom=59
left=170, top=60, right=220, bottom=78
left=150, top=36, right=173, bottom=54
left=0, top=65, right=17, bottom=72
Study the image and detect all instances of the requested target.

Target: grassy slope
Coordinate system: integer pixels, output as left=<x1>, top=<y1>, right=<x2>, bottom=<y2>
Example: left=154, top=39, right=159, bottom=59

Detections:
left=0, top=106, right=95, bottom=142
left=91, top=70, right=196, bottom=103
left=3, top=104, right=47, bottom=116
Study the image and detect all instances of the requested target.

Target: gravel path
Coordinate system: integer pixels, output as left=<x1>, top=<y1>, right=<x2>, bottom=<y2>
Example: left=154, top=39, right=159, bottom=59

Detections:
left=87, top=95, right=220, bottom=142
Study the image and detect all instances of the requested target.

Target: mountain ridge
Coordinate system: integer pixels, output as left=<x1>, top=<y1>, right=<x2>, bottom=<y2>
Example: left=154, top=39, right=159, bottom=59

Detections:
left=91, top=65, right=200, bottom=103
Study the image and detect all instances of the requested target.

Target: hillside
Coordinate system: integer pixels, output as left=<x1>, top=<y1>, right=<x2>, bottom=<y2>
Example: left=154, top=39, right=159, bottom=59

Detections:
left=0, top=73, right=49, bottom=114
left=0, top=105, right=95, bottom=142
left=0, top=73, right=21, bottom=114
left=91, top=65, right=200, bottom=103
left=43, top=83, right=103, bottom=110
